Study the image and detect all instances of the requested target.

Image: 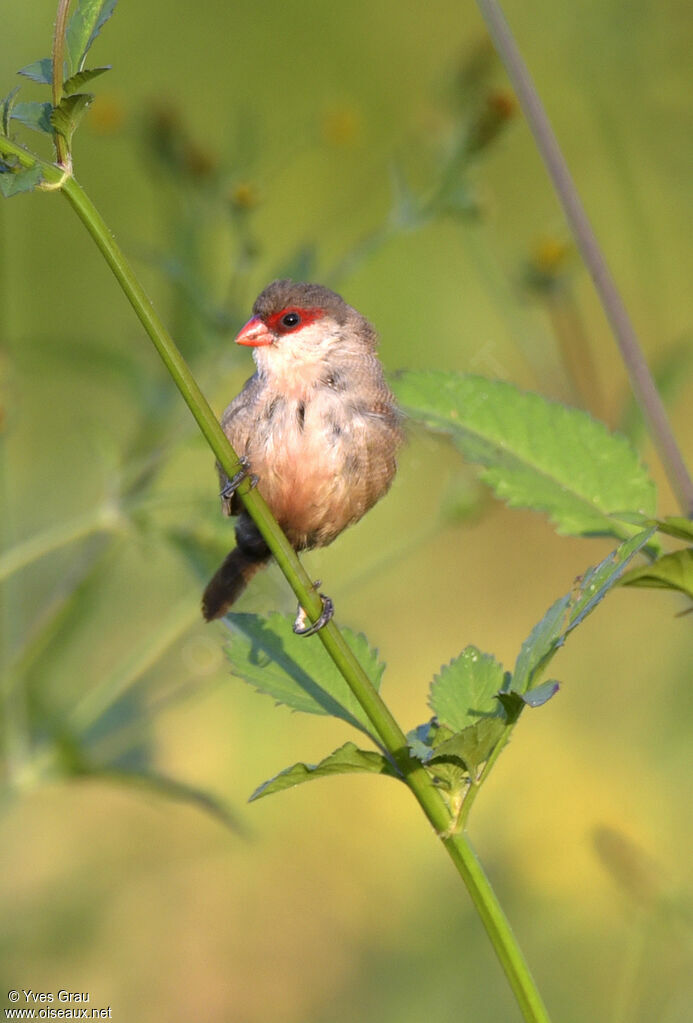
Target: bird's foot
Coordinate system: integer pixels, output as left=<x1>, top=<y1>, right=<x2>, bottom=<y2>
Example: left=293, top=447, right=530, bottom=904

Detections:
left=293, top=584, right=334, bottom=637
left=220, top=457, right=258, bottom=500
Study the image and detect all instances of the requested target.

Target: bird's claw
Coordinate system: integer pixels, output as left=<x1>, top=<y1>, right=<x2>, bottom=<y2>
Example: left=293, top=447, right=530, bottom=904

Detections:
left=220, top=456, right=258, bottom=500
left=293, top=584, right=334, bottom=637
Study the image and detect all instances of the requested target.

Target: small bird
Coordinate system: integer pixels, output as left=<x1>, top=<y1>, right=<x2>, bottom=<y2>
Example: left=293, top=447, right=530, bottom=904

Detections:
left=202, top=279, right=403, bottom=626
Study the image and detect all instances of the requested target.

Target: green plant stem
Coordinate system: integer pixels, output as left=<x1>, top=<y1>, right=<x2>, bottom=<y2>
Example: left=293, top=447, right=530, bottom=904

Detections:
left=443, top=833, right=549, bottom=1022
left=0, top=133, right=551, bottom=1019
left=61, top=170, right=550, bottom=1020
left=460, top=719, right=516, bottom=829
left=51, top=0, right=71, bottom=167
left=476, top=0, right=693, bottom=517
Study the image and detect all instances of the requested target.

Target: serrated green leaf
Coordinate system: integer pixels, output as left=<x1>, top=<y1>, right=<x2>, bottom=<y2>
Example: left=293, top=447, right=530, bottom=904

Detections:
left=225, top=612, right=385, bottom=739
left=392, top=371, right=656, bottom=539
left=249, top=741, right=400, bottom=801
left=11, top=101, right=53, bottom=135
left=512, top=528, right=656, bottom=692
left=429, top=716, right=506, bottom=775
left=50, top=92, right=93, bottom=147
left=66, top=0, right=118, bottom=74
left=17, top=58, right=54, bottom=85
left=2, top=86, right=20, bottom=136
left=429, top=646, right=506, bottom=732
left=63, top=65, right=111, bottom=95
left=657, top=517, right=693, bottom=542
left=0, top=163, right=43, bottom=198
left=620, top=549, right=693, bottom=601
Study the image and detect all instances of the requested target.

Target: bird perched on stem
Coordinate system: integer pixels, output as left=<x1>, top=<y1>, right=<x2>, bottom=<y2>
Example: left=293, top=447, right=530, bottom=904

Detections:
left=202, top=279, right=403, bottom=629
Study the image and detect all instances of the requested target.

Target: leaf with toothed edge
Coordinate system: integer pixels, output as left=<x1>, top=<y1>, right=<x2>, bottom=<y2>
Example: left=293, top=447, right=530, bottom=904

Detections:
left=225, top=612, right=385, bottom=740
left=392, top=371, right=657, bottom=540
left=17, top=58, right=54, bottom=85
left=63, top=66, right=111, bottom=95
left=429, top=646, right=508, bottom=733
left=249, top=742, right=401, bottom=801
left=1, top=87, right=20, bottom=137
left=427, top=717, right=507, bottom=776
left=51, top=93, right=94, bottom=147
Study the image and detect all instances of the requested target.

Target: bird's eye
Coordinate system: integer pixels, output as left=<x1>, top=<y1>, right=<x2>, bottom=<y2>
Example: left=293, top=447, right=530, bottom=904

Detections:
left=280, top=311, right=301, bottom=329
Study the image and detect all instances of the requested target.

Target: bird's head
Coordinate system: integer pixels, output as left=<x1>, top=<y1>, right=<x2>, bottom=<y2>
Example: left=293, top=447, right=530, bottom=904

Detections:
left=235, top=280, right=376, bottom=378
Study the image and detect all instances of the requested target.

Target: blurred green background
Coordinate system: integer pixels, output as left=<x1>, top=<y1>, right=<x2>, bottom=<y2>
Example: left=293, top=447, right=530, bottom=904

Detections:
left=1, top=1, right=692, bottom=1020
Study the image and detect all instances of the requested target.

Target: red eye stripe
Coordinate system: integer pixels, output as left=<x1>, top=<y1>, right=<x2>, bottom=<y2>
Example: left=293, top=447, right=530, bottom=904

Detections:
left=265, top=307, right=325, bottom=334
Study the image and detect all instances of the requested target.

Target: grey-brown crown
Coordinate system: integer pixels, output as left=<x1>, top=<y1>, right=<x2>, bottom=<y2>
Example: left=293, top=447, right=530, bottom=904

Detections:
left=252, top=280, right=349, bottom=323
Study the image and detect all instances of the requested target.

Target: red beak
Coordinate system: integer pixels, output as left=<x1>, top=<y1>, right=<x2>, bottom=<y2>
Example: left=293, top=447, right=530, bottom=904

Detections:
left=235, top=315, right=273, bottom=347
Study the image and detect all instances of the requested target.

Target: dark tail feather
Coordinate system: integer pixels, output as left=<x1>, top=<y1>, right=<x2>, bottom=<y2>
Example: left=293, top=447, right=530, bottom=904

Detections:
left=202, top=546, right=269, bottom=621
left=202, top=513, right=271, bottom=621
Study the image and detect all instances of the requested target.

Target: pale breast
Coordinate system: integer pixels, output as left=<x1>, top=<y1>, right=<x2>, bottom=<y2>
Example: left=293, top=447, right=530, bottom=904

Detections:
left=240, top=387, right=399, bottom=549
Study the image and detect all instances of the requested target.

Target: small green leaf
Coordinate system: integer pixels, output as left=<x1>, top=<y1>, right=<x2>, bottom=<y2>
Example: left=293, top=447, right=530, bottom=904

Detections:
left=429, top=646, right=506, bottom=732
left=66, top=0, right=118, bottom=74
left=494, top=690, right=525, bottom=722
left=18, top=58, right=54, bottom=85
left=249, top=741, right=400, bottom=801
left=522, top=680, right=560, bottom=707
left=513, top=594, right=571, bottom=694
left=620, top=549, right=693, bottom=601
left=392, top=371, right=656, bottom=540
left=225, top=612, right=385, bottom=739
left=1, top=87, right=20, bottom=136
left=512, top=528, right=656, bottom=692
left=50, top=93, right=93, bottom=147
left=656, top=517, right=693, bottom=542
left=497, top=681, right=560, bottom=716
left=11, top=101, right=54, bottom=135
left=63, top=65, right=111, bottom=96
left=407, top=720, right=469, bottom=790
left=429, top=717, right=506, bottom=775
left=0, top=163, right=43, bottom=197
